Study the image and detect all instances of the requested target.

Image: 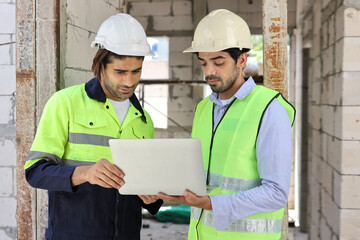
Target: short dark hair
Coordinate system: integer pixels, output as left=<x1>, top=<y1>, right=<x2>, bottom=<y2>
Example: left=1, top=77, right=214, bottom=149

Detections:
left=91, top=49, right=144, bottom=80
left=195, top=48, right=250, bottom=64
left=222, top=48, right=250, bottom=63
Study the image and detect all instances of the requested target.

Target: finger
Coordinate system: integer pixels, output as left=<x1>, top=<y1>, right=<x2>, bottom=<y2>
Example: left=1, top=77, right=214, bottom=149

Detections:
left=103, top=170, right=125, bottom=186
left=98, top=168, right=125, bottom=187
left=157, top=192, right=169, bottom=199
left=90, top=177, right=113, bottom=188
left=139, top=195, right=155, bottom=204
left=147, top=195, right=159, bottom=203
left=139, top=195, right=150, bottom=201
left=97, top=172, right=123, bottom=189
left=138, top=195, right=147, bottom=203
left=157, top=193, right=184, bottom=203
left=97, top=160, right=125, bottom=185
left=101, top=159, right=125, bottom=177
left=144, top=195, right=158, bottom=201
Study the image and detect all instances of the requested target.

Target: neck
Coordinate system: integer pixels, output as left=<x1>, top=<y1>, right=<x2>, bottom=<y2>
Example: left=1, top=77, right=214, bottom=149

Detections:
left=219, top=76, right=245, bottom=100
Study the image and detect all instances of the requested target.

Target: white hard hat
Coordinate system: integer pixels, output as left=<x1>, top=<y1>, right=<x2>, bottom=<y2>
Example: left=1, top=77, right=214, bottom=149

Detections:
left=91, top=13, right=154, bottom=56
left=184, top=9, right=252, bottom=53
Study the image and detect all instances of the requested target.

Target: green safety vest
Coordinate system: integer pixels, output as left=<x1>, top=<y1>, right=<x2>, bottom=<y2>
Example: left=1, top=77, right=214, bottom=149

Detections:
left=25, top=83, right=154, bottom=170
left=189, top=86, right=295, bottom=240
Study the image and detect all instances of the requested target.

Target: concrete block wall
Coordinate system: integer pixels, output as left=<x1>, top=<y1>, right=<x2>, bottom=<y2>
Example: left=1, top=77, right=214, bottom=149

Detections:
left=130, top=0, right=297, bottom=136
left=207, top=0, right=297, bottom=34
left=0, top=0, right=16, bottom=239
left=303, top=0, right=360, bottom=239
left=61, top=0, right=121, bottom=88
left=128, top=0, right=195, bottom=137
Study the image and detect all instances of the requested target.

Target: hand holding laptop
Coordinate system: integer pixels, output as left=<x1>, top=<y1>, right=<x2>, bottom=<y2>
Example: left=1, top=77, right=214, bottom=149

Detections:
left=138, top=195, right=160, bottom=204
left=71, top=158, right=125, bottom=189
left=157, top=190, right=212, bottom=210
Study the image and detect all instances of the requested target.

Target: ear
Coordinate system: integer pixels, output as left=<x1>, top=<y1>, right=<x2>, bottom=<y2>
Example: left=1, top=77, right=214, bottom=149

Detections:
left=236, top=53, right=247, bottom=70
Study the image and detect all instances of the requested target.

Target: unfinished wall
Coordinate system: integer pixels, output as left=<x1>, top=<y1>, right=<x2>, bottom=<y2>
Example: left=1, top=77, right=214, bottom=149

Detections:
left=0, top=0, right=16, bottom=239
left=302, top=0, right=360, bottom=239
left=128, top=0, right=195, bottom=137
left=208, top=0, right=296, bottom=34
left=130, top=0, right=296, bottom=134
left=60, top=0, right=122, bottom=88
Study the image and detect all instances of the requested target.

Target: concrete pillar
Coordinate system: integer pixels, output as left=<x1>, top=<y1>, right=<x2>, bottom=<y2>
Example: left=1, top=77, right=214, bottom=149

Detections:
left=262, top=0, right=289, bottom=98
left=262, top=0, right=289, bottom=239
left=16, top=0, right=37, bottom=239
left=16, top=0, right=59, bottom=239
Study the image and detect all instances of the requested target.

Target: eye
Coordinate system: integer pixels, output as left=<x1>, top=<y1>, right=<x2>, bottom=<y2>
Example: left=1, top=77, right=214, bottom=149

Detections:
left=115, top=70, right=126, bottom=75
left=214, top=61, right=224, bottom=66
left=132, top=69, right=141, bottom=74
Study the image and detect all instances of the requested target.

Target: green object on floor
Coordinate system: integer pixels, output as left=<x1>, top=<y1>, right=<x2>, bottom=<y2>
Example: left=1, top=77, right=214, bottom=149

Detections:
left=153, top=204, right=191, bottom=224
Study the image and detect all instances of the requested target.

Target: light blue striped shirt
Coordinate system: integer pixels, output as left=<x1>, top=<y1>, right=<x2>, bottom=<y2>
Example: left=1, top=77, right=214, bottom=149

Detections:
left=208, top=77, right=292, bottom=231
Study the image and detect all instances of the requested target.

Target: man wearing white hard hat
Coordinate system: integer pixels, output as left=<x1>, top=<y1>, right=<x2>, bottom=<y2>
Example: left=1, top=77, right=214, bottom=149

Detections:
left=24, top=13, right=162, bottom=240
left=158, top=9, right=295, bottom=239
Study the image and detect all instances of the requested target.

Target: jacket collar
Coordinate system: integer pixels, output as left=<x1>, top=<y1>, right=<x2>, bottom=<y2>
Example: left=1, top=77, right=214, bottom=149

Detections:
left=85, top=77, right=147, bottom=123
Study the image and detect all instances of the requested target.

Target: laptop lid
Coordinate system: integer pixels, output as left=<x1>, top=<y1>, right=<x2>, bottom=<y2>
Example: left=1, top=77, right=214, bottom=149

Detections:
left=109, top=138, right=207, bottom=196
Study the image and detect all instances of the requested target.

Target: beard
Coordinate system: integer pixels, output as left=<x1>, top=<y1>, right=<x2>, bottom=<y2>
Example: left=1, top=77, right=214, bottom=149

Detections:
left=104, top=80, right=136, bottom=101
left=206, top=66, right=239, bottom=94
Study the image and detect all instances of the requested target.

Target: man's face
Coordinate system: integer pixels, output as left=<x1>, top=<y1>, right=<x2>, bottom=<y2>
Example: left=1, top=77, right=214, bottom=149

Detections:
left=100, top=56, right=143, bottom=101
left=198, top=51, right=246, bottom=100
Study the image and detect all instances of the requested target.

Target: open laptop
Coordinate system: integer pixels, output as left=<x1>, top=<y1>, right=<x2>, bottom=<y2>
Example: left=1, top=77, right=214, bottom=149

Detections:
left=109, top=138, right=207, bottom=196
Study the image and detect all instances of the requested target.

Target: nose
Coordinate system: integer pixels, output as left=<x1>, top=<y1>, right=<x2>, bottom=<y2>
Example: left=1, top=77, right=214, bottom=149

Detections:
left=202, top=63, right=216, bottom=76
left=123, top=73, right=137, bottom=87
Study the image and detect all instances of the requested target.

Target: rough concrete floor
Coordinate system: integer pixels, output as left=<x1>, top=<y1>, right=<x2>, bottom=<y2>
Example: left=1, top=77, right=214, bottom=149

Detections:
left=141, top=217, right=309, bottom=240
left=141, top=218, right=188, bottom=240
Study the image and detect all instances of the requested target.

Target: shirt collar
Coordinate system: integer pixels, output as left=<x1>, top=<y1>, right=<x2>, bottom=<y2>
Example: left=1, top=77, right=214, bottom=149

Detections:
left=85, top=77, right=147, bottom=123
left=209, top=76, right=256, bottom=106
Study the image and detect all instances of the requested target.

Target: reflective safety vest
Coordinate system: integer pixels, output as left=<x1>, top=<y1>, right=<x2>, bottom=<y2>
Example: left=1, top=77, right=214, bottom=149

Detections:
left=189, top=86, right=295, bottom=240
left=25, top=82, right=154, bottom=170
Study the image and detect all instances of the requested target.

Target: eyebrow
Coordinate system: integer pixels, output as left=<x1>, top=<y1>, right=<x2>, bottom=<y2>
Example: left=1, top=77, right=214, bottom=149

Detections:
left=197, top=56, right=226, bottom=61
left=114, top=67, right=142, bottom=72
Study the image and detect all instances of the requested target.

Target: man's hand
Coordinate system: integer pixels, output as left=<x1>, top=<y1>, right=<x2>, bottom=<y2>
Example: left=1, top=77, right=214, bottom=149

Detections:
left=138, top=195, right=160, bottom=205
left=71, top=158, right=125, bottom=189
left=157, top=190, right=212, bottom=210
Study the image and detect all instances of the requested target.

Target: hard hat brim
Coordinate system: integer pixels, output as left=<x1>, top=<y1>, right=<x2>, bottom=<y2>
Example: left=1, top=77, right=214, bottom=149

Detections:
left=183, top=44, right=252, bottom=53
left=91, top=42, right=155, bottom=57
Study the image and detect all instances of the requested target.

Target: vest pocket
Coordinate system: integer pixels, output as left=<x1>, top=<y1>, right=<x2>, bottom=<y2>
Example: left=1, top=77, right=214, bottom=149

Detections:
left=131, top=124, right=152, bottom=139
left=68, top=114, right=115, bottom=162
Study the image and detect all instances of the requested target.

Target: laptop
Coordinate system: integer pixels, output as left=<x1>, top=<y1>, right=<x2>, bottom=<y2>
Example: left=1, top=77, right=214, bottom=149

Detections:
left=109, top=138, right=207, bottom=196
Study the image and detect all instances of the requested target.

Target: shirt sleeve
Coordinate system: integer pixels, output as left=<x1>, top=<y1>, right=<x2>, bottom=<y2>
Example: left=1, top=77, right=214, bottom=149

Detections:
left=25, top=91, right=76, bottom=193
left=209, top=99, right=293, bottom=231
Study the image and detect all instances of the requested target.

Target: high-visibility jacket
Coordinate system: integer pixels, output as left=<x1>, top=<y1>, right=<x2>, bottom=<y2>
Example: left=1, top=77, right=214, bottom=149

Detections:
left=189, top=86, right=295, bottom=240
left=24, top=78, right=162, bottom=240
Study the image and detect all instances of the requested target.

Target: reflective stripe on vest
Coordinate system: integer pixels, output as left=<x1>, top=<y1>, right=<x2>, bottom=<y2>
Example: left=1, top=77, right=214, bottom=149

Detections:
left=191, top=207, right=282, bottom=233
left=68, top=132, right=115, bottom=146
left=27, top=151, right=97, bottom=166
left=207, top=172, right=261, bottom=192
left=27, top=151, right=63, bottom=164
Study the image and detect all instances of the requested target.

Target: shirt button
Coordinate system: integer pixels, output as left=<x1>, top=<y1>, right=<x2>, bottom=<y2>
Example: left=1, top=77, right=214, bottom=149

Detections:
left=120, top=130, right=122, bottom=134
left=89, top=122, right=93, bottom=126
left=135, top=112, right=138, bottom=115
left=106, top=105, right=109, bottom=109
